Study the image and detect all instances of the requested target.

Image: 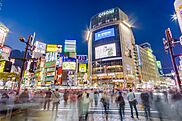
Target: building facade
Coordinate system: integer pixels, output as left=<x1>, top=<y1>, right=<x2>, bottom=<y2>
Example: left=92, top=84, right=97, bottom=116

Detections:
left=135, top=43, right=160, bottom=88
left=88, top=8, right=136, bottom=88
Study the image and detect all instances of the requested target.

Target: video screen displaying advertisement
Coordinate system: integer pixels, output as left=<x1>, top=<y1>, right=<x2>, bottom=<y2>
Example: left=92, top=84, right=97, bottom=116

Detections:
left=95, top=28, right=115, bottom=41
left=92, top=25, right=121, bottom=60
left=62, top=62, right=76, bottom=70
left=95, top=43, right=116, bottom=59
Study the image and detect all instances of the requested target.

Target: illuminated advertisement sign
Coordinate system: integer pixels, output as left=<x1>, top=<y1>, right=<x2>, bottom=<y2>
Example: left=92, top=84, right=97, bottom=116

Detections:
left=156, top=61, right=162, bottom=69
left=79, top=64, right=87, bottom=72
left=64, top=40, right=76, bottom=52
left=95, top=28, right=115, bottom=41
left=0, top=24, right=9, bottom=47
left=95, top=43, right=116, bottom=59
left=46, top=52, right=57, bottom=62
left=62, top=62, right=76, bottom=70
left=46, top=44, right=62, bottom=52
left=98, top=9, right=115, bottom=18
left=0, top=61, right=5, bottom=72
left=34, top=41, right=46, bottom=54
left=77, top=55, right=87, bottom=63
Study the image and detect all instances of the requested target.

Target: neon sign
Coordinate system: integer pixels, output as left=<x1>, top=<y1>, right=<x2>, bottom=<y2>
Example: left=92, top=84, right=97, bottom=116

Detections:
left=98, top=9, right=115, bottom=18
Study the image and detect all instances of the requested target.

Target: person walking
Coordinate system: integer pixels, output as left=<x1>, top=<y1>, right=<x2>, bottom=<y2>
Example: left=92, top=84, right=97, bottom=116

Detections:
left=94, top=90, right=99, bottom=107
left=116, top=92, right=125, bottom=121
left=141, top=90, right=151, bottom=120
left=63, top=89, right=69, bottom=107
left=77, top=92, right=83, bottom=121
left=44, top=88, right=52, bottom=110
left=51, top=89, right=60, bottom=117
left=83, top=93, right=90, bottom=121
left=127, top=89, right=139, bottom=119
left=19, top=88, right=29, bottom=103
left=101, top=91, right=110, bottom=121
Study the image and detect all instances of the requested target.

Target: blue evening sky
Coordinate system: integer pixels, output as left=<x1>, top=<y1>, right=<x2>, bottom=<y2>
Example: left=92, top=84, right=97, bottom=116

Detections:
left=0, top=0, right=181, bottom=73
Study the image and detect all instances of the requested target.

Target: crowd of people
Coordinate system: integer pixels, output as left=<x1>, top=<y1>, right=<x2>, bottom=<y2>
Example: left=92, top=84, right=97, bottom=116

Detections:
left=0, top=87, right=182, bottom=121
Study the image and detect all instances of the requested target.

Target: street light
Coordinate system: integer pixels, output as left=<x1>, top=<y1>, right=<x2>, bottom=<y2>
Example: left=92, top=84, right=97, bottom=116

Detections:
left=17, top=34, right=35, bottom=94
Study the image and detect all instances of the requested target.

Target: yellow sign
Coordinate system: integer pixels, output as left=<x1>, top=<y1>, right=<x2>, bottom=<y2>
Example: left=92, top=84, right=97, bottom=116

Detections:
left=0, top=61, right=5, bottom=72
left=46, top=44, right=57, bottom=52
left=79, top=64, right=87, bottom=72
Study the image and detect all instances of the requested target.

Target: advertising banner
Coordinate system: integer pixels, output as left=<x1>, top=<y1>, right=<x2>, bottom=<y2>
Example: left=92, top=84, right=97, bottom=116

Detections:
left=46, top=52, right=57, bottom=62
left=46, top=44, right=62, bottom=53
left=95, top=28, right=115, bottom=41
left=77, top=55, right=87, bottom=63
left=79, top=63, right=87, bottom=72
left=62, top=62, right=76, bottom=70
left=95, top=43, right=116, bottom=59
left=0, top=24, right=9, bottom=47
left=64, top=40, right=76, bottom=52
left=34, top=41, right=46, bottom=54
left=0, top=61, right=5, bottom=72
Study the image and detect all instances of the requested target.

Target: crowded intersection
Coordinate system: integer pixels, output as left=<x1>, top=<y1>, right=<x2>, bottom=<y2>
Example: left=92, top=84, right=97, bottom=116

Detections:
left=0, top=0, right=182, bottom=121
left=0, top=88, right=182, bottom=121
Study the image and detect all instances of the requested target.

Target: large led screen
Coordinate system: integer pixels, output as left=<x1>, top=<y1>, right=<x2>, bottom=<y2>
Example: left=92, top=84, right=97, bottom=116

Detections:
left=95, top=28, right=115, bottom=41
left=62, top=62, right=76, bottom=70
left=95, top=43, right=116, bottom=59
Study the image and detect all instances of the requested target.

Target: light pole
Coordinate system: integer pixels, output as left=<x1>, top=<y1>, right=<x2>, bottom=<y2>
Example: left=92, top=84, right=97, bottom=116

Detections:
left=163, top=28, right=182, bottom=90
left=17, top=35, right=35, bottom=94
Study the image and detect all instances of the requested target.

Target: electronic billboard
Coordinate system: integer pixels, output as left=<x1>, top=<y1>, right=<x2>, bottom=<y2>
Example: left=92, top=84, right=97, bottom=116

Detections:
left=95, top=43, right=116, bottom=59
left=95, top=28, right=115, bottom=41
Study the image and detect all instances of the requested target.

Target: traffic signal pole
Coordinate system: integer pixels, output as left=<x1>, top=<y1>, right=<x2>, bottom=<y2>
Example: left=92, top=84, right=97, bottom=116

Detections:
left=165, top=28, right=181, bottom=90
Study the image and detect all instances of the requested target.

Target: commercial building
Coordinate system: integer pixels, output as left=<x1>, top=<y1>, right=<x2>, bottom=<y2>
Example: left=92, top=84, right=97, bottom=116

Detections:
left=174, top=0, right=182, bottom=33
left=135, top=43, right=160, bottom=88
left=88, top=8, right=136, bottom=88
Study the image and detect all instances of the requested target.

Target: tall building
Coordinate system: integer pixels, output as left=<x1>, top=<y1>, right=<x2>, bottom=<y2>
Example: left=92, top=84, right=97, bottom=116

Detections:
left=135, top=43, right=160, bottom=88
left=88, top=8, right=136, bottom=88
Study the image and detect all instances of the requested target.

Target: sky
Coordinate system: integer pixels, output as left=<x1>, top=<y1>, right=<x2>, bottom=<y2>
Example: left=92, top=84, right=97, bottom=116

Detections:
left=0, top=0, right=181, bottom=73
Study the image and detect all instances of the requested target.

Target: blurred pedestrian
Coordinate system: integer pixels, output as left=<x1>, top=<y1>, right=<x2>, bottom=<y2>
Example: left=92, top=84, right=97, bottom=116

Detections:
left=155, top=95, right=163, bottom=121
left=127, top=89, right=139, bottom=119
left=101, top=91, right=109, bottom=121
left=94, top=90, right=99, bottom=107
left=77, top=92, right=83, bottom=121
left=19, top=88, right=29, bottom=103
left=44, top=88, right=52, bottom=110
left=115, top=92, right=125, bottom=121
left=63, top=89, right=69, bottom=107
left=51, top=89, right=60, bottom=116
left=141, top=90, right=151, bottom=120
left=83, top=93, right=90, bottom=121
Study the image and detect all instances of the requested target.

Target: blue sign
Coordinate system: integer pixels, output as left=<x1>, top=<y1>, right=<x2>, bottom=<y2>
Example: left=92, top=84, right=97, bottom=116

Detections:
left=95, top=28, right=115, bottom=41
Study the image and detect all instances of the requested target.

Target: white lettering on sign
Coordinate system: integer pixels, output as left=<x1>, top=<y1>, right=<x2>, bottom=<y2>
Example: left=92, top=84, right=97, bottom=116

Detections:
left=98, top=9, right=115, bottom=18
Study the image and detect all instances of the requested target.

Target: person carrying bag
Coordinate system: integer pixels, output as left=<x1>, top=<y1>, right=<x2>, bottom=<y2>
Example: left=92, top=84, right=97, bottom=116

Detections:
left=127, top=89, right=139, bottom=119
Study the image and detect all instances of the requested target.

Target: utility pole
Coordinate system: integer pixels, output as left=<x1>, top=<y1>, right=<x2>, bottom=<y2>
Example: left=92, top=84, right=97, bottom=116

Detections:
left=17, top=35, right=34, bottom=94
left=164, top=28, right=181, bottom=90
